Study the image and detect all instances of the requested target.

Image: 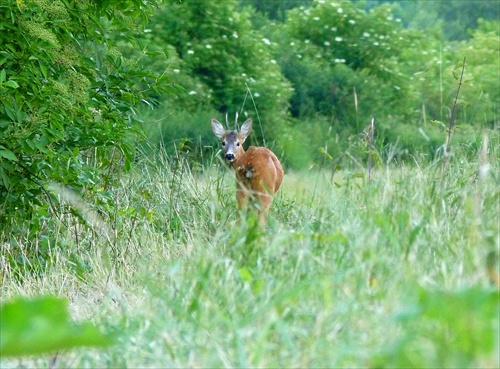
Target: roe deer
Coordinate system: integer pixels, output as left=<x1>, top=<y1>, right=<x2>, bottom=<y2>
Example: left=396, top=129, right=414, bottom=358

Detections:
left=211, top=114, right=284, bottom=225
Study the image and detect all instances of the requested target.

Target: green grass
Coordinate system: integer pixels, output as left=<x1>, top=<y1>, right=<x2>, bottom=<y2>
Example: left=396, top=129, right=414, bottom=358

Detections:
left=1, top=143, right=499, bottom=368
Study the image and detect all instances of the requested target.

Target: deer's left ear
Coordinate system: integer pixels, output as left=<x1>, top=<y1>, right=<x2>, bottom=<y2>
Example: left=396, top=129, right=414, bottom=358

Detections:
left=240, top=118, right=252, bottom=140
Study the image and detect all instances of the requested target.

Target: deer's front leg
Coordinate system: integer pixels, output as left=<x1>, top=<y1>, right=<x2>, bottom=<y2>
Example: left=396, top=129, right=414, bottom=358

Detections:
left=236, top=181, right=248, bottom=210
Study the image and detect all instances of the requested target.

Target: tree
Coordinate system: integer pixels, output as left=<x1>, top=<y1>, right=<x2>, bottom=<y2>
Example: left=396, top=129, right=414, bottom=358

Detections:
left=144, top=0, right=293, bottom=140
left=0, top=1, right=173, bottom=236
left=276, top=1, right=418, bottom=128
left=239, top=0, right=313, bottom=21
left=364, top=0, right=500, bottom=40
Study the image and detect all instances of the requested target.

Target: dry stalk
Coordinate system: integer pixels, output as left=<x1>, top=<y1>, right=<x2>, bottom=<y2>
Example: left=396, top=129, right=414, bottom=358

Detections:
left=368, top=117, right=375, bottom=181
left=442, top=57, right=466, bottom=176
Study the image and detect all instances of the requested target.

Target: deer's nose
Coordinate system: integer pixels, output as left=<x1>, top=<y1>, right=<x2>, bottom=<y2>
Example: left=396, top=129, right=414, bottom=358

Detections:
left=225, top=153, right=235, bottom=162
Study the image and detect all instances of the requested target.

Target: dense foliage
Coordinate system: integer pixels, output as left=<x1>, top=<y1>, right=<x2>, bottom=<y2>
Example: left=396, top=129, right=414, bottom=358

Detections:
left=364, top=0, right=500, bottom=40
left=140, top=0, right=498, bottom=165
left=137, top=0, right=293, bottom=156
left=0, top=0, right=173, bottom=232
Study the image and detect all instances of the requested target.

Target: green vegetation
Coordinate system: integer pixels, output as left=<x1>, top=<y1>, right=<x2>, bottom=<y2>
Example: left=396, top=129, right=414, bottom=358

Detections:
left=0, top=0, right=175, bottom=232
left=1, top=0, right=499, bottom=366
left=1, top=144, right=499, bottom=367
left=1, top=296, right=113, bottom=357
left=137, top=0, right=498, bottom=166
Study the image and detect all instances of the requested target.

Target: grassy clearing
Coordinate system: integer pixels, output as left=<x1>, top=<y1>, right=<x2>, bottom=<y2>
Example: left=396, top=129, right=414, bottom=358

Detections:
left=1, top=141, right=499, bottom=368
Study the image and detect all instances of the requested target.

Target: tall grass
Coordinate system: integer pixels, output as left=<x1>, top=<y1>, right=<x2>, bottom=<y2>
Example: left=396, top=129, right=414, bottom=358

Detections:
left=1, top=135, right=499, bottom=368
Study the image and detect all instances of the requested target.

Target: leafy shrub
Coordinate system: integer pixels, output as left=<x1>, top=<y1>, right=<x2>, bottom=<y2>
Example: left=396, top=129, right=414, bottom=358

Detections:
left=456, top=20, right=500, bottom=128
left=0, top=0, right=173, bottom=250
left=139, top=0, right=293, bottom=142
left=140, top=108, right=220, bottom=164
left=277, top=1, right=418, bottom=126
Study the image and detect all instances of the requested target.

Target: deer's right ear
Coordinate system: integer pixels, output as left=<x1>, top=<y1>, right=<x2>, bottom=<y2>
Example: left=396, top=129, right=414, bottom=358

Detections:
left=211, top=118, right=226, bottom=139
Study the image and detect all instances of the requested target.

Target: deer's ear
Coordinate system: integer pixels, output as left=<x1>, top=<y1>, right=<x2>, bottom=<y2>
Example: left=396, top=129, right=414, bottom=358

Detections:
left=240, top=118, right=252, bottom=140
left=211, top=118, right=226, bottom=139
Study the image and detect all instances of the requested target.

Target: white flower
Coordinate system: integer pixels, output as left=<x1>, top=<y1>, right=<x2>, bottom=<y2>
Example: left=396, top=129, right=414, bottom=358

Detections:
left=348, top=19, right=355, bottom=24
left=324, top=41, right=331, bottom=46
left=335, top=37, right=343, bottom=42
left=232, top=32, right=238, bottom=38
left=362, top=32, right=370, bottom=38
left=205, top=44, right=212, bottom=49
left=313, top=16, right=320, bottom=21
left=253, top=92, right=260, bottom=97
left=337, top=7, right=343, bottom=13
left=270, top=59, right=277, bottom=64
left=188, top=91, right=197, bottom=95
left=187, top=50, right=194, bottom=55
left=262, top=38, right=271, bottom=45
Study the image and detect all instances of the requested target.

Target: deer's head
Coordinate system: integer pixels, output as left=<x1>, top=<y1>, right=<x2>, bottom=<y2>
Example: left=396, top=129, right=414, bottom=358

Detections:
left=211, top=115, right=252, bottom=163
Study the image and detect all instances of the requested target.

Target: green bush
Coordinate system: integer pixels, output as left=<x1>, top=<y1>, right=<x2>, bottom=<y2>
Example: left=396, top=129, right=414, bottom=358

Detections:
left=137, top=0, right=293, bottom=142
left=0, top=0, right=173, bottom=245
left=140, top=108, right=219, bottom=164
left=277, top=2, right=418, bottom=125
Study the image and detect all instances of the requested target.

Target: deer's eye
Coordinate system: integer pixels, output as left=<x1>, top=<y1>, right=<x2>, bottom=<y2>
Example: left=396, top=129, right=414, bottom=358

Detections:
left=222, top=141, right=226, bottom=146
left=236, top=142, right=240, bottom=147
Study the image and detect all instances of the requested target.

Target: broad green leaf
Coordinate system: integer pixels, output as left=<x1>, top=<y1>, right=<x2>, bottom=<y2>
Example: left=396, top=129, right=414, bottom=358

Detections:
left=0, top=296, right=114, bottom=357
left=238, top=267, right=253, bottom=282
left=4, top=80, right=19, bottom=89
left=0, top=166, right=9, bottom=188
left=0, top=149, right=18, bottom=161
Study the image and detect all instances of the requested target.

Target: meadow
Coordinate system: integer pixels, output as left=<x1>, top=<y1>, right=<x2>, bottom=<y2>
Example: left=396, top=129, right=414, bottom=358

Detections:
left=1, top=138, right=499, bottom=368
